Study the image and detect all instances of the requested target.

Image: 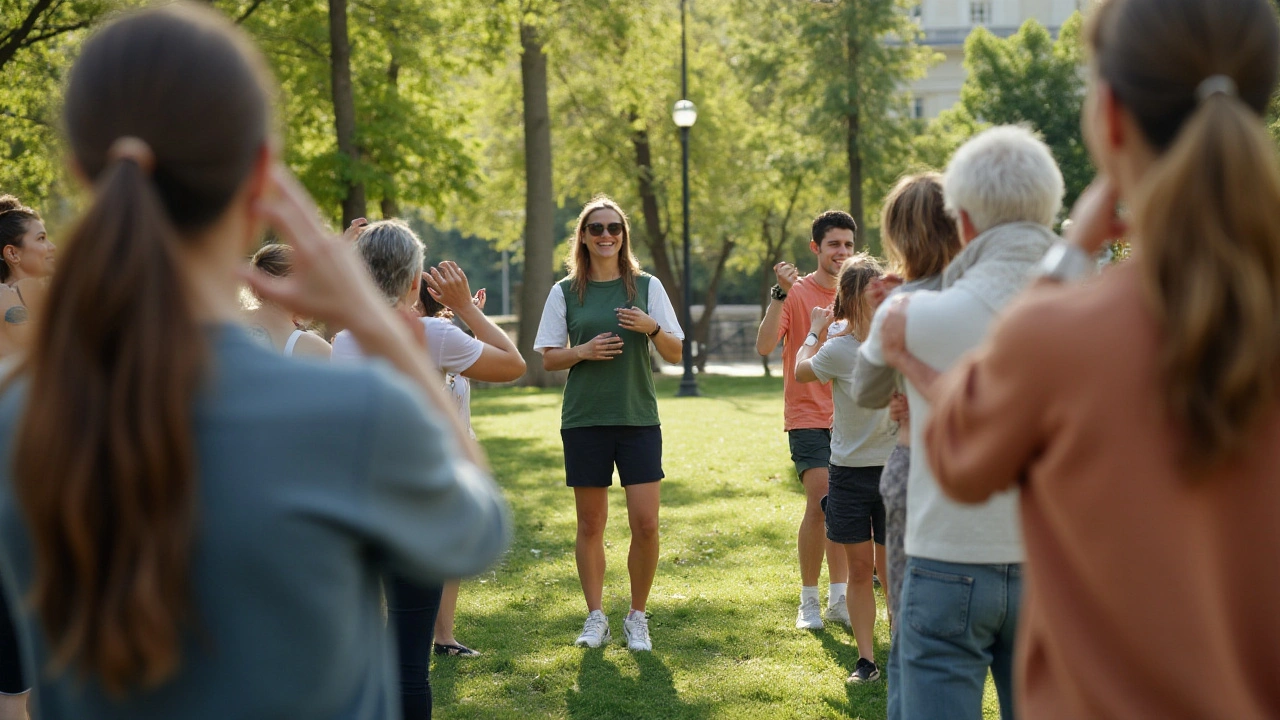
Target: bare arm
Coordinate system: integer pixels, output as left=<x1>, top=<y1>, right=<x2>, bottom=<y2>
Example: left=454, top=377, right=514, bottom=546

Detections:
left=755, top=261, right=798, bottom=356
left=540, top=332, right=624, bottom=372
left=426, top=263, right=525, bottom=383
left=794, top=306, right=833, bottom=383
left=616, top=306, right=681, bottom=364
left=246, top=166, right=485, bottom=468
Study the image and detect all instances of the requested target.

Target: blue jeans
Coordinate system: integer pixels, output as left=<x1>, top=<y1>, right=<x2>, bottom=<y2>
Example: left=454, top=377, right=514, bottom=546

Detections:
left=889, top=556, right=1021, bottom=720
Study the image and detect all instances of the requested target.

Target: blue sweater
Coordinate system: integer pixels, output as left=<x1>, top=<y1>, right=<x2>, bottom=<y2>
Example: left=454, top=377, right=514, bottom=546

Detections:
left=0, top=324, right=510, bottom=719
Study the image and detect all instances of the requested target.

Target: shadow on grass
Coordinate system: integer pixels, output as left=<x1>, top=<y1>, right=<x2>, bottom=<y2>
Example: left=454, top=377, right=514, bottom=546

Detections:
left=566, top=649, right=714, bottom=720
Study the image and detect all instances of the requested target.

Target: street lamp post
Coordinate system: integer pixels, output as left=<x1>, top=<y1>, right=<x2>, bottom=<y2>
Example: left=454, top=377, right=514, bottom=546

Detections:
left=673, top=0, right=699, bottom=397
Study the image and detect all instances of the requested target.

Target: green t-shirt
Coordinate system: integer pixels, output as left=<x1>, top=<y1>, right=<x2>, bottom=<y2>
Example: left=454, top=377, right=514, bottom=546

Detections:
left=559, top=274, right=660, bottom=429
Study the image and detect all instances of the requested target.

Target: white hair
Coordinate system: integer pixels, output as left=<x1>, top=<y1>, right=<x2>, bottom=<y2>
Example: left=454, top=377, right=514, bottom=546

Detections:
left=943, top=125, right=1064, bottom=234
left=355, top=219, right=424, bottom=304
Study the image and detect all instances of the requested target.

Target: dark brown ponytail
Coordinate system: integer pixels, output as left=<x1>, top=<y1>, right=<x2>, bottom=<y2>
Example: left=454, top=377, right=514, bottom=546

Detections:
left=14, top=2, right=272, bottom=692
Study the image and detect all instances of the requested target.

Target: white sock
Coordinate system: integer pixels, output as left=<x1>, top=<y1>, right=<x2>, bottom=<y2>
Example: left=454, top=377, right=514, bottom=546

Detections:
left=800, top=585, right=819, bottom=605
left=628, top=608, right=645, bottom=620
left=829, top=582, right=848, bottom=605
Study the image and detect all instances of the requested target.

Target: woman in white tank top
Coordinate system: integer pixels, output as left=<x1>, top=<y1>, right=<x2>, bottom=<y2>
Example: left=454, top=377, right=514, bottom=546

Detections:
left=242, top=244, right=331, bottom=359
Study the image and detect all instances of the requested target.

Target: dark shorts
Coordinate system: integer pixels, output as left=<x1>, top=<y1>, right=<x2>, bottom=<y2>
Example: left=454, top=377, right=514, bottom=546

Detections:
left=562, top=425, right=664, bottom=488
left=823, top=464, right=886, bottom=545
left=788, top=428, right=831, bottom=478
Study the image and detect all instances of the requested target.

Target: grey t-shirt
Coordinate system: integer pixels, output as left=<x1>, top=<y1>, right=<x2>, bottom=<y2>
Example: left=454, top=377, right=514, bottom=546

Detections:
left=0, top=324, right=511, bottom=720
left=809, top=333, right=897, bottom=467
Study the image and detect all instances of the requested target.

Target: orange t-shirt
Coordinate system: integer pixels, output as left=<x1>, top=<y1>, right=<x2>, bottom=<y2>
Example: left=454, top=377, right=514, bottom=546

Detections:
left=778, top=273, right=835, bottom=431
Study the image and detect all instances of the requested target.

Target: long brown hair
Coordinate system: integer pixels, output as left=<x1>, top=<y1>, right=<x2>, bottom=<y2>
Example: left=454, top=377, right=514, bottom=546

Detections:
left=566, top=195, right=642, bottom=304
left=0, top=195, right=41, bottom=284
left=831, top=253, right=883, bottom=340
left=15, top=3, right=271, bottom=692
left=1088, top=0, right=1280, bottom=467
left=880, top=173, right=962, bottom=280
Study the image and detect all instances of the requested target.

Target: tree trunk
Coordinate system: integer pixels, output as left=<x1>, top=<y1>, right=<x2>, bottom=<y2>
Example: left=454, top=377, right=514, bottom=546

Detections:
left=845, top=10, right=865, bottom=248
left=516, top=23, right=556, bottom=387
left=328, top=0, right=366, bottom=226
left=630, top=122, right=683, bottom=314
left=693, top=235, right=735, bottom=372
left=380, top=58, right=401, bottom=219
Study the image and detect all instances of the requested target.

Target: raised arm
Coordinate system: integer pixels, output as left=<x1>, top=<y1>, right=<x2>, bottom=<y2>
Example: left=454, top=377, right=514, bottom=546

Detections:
left=756, top=262, right=798, bottom=356
left=426, top=262, right=525, bottom=383
left=794, top=305, right=833, bottom=383
left=245, top=165, right=485, bottom=468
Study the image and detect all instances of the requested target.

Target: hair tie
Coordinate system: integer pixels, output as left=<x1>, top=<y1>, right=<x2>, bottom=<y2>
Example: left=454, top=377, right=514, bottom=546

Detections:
left=107, top=136, right=156, bottom=175
left=1196, top=75, right=1237, bottom=103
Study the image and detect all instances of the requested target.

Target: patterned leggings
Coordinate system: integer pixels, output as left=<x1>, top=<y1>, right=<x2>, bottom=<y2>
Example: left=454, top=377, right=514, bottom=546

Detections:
left=879, top=445, right=911, bottom=625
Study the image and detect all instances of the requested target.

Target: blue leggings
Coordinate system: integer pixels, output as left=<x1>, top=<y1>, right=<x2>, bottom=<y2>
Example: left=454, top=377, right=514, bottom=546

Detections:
left=385, top=576, right=443, bottom=720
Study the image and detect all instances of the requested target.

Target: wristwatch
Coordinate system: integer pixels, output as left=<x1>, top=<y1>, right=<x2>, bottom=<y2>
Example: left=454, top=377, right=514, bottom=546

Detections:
left=770, top=284, right=788, bottom=302
left=803, top=331, right=819, bottom=347
left=647, top=324, right=662, bottom=338
left=1035, top=242, right=1096, bottom=282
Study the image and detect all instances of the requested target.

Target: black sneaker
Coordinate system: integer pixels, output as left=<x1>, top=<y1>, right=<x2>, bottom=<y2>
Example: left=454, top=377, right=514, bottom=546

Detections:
left=847, top=658, right=881, bottom=684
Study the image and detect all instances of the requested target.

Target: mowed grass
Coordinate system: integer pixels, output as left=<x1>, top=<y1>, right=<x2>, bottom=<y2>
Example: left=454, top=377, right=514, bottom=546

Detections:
left=434, top=375, right=999, bottom=720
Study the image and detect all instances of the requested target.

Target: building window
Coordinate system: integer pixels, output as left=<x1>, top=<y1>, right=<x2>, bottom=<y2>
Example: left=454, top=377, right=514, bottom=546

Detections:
left=910, top=3, right=922, bottom=21
left=971, top=1, right=991, bottom=25
left=913, top=98, right=925, bottom=119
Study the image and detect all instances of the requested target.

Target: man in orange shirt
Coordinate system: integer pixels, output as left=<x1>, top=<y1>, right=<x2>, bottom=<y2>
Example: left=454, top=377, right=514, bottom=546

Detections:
left=756, top=211, right=857, bottom=630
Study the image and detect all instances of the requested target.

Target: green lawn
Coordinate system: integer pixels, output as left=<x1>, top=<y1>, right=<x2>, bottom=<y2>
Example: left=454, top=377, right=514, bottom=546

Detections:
left=435, top=375, right=998, bottom=719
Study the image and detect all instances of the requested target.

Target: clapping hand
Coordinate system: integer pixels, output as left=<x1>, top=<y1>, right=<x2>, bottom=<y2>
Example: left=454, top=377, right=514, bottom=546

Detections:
left=424, top=261, right=475, bottom=312
left=774, top=261, right=799, bottom=292
left=616, top=306, right=659, bottom=336
left=575, top=332, right=624, bottom=360
left=244, top=166, right=388, bottom=331
left=867, top=274, right=904, bottom=309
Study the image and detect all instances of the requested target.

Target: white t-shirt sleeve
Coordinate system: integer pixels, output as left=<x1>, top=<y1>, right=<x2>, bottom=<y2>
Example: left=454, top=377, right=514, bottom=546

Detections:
left=422, top=317, right=485, bottom=375
left=330, top=330, right=363, bottom=364
left=646, top=277, right=685, bottom=340
left=533, top=284, right=568, bottom=353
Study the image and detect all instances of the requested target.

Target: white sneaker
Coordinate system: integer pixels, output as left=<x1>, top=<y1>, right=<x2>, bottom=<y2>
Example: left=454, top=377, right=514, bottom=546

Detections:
left=825, top=595, right=851, bottom=628
left=575, top=610, right=611, bottom=648
left=623, top=612, right=652, bottom=651
left=796, top=596, right=824, bottom=630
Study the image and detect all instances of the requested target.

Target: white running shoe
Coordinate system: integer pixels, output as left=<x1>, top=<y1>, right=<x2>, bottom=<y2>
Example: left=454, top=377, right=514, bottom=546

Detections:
left=825, top=595, right=851, bottom=628
left=623, top=612, right=652, bottom=651
left=574, top=610, right=611, bottom=648
left=796, top=596, right=825, bottom=630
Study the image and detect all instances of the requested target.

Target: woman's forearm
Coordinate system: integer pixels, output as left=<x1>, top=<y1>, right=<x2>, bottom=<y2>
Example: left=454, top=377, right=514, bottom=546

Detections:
left=651, top=330, right=682, bottom=364
left=541, top=346, right=582, bottom=372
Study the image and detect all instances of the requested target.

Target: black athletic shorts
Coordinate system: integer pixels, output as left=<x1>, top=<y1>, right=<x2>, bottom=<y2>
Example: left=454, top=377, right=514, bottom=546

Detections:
left=823, top=464, right=886, bottom=545
left=561, top=425, right=663, bottom=487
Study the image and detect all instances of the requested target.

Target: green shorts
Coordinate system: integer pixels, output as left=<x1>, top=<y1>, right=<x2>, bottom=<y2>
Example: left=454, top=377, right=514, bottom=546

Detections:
left=787, top=428, right=831, bottom=479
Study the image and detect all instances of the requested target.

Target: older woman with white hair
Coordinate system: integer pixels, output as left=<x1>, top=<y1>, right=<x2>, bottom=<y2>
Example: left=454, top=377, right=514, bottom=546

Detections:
left=857, top=125, right=1063, bottom=720
left=331, top=218, right=524, bottom=720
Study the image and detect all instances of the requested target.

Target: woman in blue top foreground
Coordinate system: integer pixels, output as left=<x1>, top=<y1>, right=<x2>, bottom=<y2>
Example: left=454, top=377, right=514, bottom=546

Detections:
left=0, top=4, right=509, bottom=718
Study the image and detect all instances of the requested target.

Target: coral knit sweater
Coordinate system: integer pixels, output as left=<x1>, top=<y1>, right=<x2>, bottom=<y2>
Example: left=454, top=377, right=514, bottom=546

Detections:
left=925, top=262, right=1280, bottom=720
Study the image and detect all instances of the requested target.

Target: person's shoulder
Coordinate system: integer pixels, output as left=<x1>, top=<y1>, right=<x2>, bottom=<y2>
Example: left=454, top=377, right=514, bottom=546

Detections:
left=997, top=264, right=1142, bottom=350
left=292, top=330, right=331, bottom=358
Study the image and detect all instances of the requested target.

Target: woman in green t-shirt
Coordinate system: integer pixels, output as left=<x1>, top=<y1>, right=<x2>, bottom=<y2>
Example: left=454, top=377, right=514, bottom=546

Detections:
left=535, top=196, right=684, bottom=653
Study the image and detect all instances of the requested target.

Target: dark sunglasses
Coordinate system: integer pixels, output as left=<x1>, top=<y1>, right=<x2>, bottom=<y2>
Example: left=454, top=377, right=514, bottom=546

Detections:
left=586, top=222, right=624, bottom=238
